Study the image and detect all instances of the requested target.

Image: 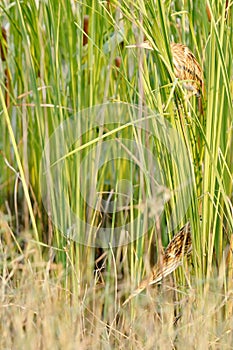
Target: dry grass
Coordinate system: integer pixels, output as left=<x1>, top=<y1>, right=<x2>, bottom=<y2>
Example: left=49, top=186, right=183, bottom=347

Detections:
left=1, top=218, right=233, bottom=349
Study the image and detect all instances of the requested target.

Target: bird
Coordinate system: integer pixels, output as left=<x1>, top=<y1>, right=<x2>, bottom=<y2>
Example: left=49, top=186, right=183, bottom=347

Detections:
left=126, top=41, right=204, bottom=112
left=170, top=42, right=204, bottom=98
left=122, top=221, right=192, bottom=306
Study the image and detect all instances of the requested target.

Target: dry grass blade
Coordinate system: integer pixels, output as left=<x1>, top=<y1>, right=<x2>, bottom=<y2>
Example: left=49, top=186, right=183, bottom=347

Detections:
left=122, top=222, right=192, bottom=306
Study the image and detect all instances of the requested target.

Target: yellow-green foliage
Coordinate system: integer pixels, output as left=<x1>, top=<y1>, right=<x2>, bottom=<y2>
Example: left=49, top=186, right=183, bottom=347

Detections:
left=0, top=0, right=232, bottom=348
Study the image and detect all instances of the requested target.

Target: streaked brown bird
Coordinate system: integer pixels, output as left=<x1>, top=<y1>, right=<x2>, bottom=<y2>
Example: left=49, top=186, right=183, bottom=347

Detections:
left=122, top=221, right=192, bottom=306
left=127, top=41, right=204, bottom=112
left=171, top=42, right=204, bottom=97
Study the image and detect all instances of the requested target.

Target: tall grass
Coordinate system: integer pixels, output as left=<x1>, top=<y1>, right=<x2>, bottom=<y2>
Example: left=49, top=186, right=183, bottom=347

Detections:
left=0, top=0, right=232, bottom=348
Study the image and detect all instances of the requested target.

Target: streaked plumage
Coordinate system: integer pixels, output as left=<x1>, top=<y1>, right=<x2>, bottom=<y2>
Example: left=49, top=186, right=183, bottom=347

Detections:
left=122, top=222, right=192, bottom=306
left=171, top=42, right=204, bottom=97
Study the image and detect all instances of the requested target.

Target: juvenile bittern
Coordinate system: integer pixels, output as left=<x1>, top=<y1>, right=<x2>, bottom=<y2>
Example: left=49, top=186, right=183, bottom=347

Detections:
left=127, top=41, right=204, bottom=112
left=171, top=42, right=204, bottom=97
left=123, top=222, right=192, bottom=306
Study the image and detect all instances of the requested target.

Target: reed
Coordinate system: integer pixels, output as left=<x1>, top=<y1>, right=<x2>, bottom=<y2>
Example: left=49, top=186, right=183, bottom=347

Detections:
left=0, top=0, right=232, bottom=348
